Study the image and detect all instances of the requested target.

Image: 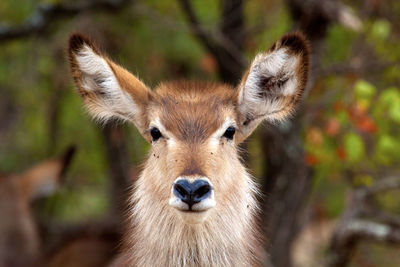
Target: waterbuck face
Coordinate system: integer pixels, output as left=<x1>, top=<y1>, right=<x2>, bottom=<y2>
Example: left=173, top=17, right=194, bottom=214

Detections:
left=68, top=33, right=309, bottom=224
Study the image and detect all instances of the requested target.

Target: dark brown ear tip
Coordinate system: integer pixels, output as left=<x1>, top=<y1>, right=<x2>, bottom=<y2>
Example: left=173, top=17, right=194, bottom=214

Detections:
left=59, top=145, right=76, bottom=178
left=69, top=33, right=87, bottom=53
left=68, top=33, right=99, bottom=55
left=279, top=32, right=310, bottom=56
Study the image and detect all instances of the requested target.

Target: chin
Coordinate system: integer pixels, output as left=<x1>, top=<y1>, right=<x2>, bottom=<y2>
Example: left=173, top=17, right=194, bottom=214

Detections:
left=176, top=210, right=211, bottom=225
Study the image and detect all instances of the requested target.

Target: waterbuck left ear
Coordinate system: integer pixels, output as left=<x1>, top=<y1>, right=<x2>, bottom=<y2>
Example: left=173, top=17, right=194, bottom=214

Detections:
left=236, top=33, right=310, bottom=140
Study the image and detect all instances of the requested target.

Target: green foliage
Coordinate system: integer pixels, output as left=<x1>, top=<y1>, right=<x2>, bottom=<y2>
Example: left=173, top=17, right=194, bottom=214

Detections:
left=353, top=174, right=374, bottom=187
left=254, top=6, right=290, bottom=52
left=324, top=25, right=355, bottom=65
left=0, top=0, right=34, bottom=23
left=375, top=135, right=400, bottom=165
left=367, top=18, right=400, bottom=62
left=306, top=12, right=400, bottom=230
left=375, top=190, right=400, bottom=215
left=370, top=19, right=391, bottom=41
left=354, top=80, right=376, bottom=100
left=343, top=133, right=365, bottom=163
left=44, top=186, right=109, bottom=222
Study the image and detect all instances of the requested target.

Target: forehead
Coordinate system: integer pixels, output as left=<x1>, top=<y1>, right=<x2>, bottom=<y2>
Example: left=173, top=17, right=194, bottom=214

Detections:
left=151, top=81, right=238, bottom=142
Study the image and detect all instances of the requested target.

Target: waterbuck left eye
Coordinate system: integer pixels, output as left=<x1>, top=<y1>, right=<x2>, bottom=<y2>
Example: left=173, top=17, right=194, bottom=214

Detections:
left=222, top=126, right=235, bottom=140
left=150, top=127, right=163, bottom=142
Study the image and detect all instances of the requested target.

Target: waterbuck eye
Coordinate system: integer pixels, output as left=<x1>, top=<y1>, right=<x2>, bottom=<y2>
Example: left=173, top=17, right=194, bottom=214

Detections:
left=150, top=127, right=163, bottom=141
left=222, top=126, right=235, bottom=140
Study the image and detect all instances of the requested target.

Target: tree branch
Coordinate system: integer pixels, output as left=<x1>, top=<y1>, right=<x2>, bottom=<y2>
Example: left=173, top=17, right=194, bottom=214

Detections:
left=177, top=0, right=245, bottom=83
left=262, top=1, right=342, bottom=266
left=320, top=60, right=400, bottom=77
left=101, top=123, right=131, bottom=225
left=177, top=0, right=217, bottom=55
left=0, top=0, right=132, bottom=42
left=361, top=177, right=400, bottom=196
left=328, top=177, right=400, bottom=267
left=328, top=219, right=400, bottom=267
left=339, top=219, right=400, bottom=243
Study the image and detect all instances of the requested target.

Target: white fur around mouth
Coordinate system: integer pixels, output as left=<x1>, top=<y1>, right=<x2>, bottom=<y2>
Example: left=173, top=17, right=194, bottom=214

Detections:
left=169, top=177, right=216, bottom=212
left=168, top=194, right=216, bottom=212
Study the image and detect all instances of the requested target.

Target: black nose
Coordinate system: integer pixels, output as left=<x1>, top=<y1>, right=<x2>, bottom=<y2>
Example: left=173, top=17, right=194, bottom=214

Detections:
left=173, top=179, right=212, bottom=209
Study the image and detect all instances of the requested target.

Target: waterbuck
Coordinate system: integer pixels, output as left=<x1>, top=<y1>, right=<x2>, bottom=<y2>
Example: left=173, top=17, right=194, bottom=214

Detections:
left=0, top=147, right=74, bottom=267
left=68, top=32, right=309, bottom=267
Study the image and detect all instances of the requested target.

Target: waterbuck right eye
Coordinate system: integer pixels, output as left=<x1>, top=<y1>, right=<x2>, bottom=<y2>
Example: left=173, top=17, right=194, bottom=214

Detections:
left=222, top=126, right=235, bottom=140
left=150, top=127, right=163, bottom=141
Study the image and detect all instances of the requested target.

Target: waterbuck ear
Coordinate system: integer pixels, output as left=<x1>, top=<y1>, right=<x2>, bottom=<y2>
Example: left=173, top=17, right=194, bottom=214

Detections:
left=19, top=146, right=76, bottom=201
left=68, top=33, right=152, bottom=133
left=237, top=33, right=310, bottom=139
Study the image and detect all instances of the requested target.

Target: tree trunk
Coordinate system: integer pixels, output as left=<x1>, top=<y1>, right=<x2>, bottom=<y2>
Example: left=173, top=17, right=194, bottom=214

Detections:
left=262, top=1, right=339, bottom=266
left=101, top=123, right=130, bottom=225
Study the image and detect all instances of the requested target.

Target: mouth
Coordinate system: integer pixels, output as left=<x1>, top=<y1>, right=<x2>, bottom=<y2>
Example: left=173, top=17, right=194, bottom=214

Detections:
left=168, top=195, right=216, bottom=212
left=168, top=177, right=216, bottom=223
left=180, top=209, right=207, bottom=214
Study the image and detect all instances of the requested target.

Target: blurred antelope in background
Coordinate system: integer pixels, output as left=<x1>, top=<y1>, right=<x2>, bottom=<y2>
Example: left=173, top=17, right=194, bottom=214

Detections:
left=68, top=31, right=310, bottom=266
left=0, top=147, right=75, bottom=267
left=0, top=147, right=120, bottom=267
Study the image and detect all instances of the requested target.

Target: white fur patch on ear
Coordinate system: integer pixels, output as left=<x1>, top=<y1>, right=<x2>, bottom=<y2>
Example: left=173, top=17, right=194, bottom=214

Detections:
left=74, top=45, right=138, bottom=123
left=240, top=49, right=300, bottom=106
left=246, top=49, right=298, bottom=96
left=238, top=47, right=303, bottom=124
left=76, top=45, right=119, bottom=93
left=236, top=33, right=310, bottom=140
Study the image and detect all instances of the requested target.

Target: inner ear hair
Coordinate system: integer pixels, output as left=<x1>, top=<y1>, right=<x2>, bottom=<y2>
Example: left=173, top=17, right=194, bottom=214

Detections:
left=257, top=74, right=290, bottom=96
left=265, top=32, right=310, bottom=94
left=251, top=33, right=309, bottom=97
left=236, top=32, right=310, bottom=140
left=248, top=32, right=309, bottom=109
left=67, top=33, right=153, bottom=133
left=68, top=33, right=107, bottom=98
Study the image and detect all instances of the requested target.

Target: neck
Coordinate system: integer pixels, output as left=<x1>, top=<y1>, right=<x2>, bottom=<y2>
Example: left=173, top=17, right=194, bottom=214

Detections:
left=125, top=170, right=262, bottom=267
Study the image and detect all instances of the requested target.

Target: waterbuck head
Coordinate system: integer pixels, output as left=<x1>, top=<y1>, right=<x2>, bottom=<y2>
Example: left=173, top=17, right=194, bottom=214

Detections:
left=68, top=33, right=309, bottom=226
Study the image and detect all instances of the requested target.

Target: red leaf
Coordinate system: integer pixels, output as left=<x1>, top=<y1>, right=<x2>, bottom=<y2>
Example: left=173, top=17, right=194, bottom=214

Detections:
left=334, top=101, right=344, bottom=113
left=324, top=118, right=340, bottom=136
left=305, top=154, right=319, bottom=166
left=355, top=116, right=377, bottom=133
left=306, top=127, right=323, bottom=146
left=347, top=103, right=377, bottom=134
left=336, top=147, right=347, bottom=160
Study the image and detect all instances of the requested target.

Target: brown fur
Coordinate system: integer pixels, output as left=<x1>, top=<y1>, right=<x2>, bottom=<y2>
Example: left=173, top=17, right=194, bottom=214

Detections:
left=67, top=32, right=310, bottom=267
left=154, top=81, right=237, bottom=142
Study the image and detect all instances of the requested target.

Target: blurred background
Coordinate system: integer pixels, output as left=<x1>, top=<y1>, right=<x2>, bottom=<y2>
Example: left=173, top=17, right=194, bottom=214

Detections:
left=1, top=0, right=400, bottom=266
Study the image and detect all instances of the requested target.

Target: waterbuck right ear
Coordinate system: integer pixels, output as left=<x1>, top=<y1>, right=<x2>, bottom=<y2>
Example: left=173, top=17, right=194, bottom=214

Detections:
left=236, top=33, right=310, bottom=141
left=68, top=33, right=153, bottom=133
